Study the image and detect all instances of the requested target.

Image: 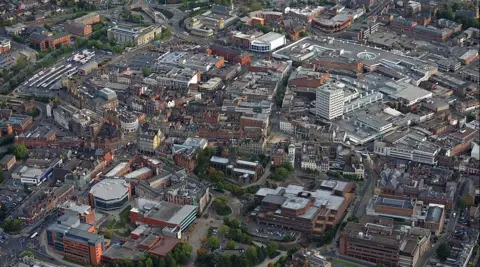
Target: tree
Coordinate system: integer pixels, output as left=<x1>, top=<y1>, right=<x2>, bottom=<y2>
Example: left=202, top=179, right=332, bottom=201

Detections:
left=0, top=204, right=7, bottom=219
left=19, top=251, right=34, bottom=258
left=451, top=2, right=461, bottom=11
left=2, top=218, right=22, bottom=233
left=208, top=236, right=220, bottom=250
left=10, top=144, right=28, bottom=159
left=0, top=168, right=4, bottom=184
left=142, top=67, right=152, bottom=77
left=226, top=240, right=236, bottom=249
left=375, top=264, right=387, bottom=267
left=266, top=241, right=279, bottom=258
left=458, top=196, right=469, bottom=210
left=436, top=243, right=451, bottom=261
left=245, top=246, right=259, bottom=265
left=250, top=1, right=262, bottom=11
left=172, top=242, right=192, bottom=264
left=219, top=224, right=230, bottom=237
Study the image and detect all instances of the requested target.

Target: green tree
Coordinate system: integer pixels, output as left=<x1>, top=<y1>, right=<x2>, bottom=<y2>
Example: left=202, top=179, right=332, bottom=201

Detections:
left=19, top=251, right=34, bottom=258
left=0, top=204, right=7, bottom=219
left=142, top=67, right=152, bottom=77
left=226, top=240, right=236, bottom=249
left=2, top=218, right=22, bottom=233
left=0, top=168, right=4, bottom=184
left=171, top=242, right=192, bottom=264
left=250, top=1, right=262, bottom=11
left=451, top=2, right=461, bottom=11
left=10, top=144, right=28, bottom=159
left=375, top=264, right=387, bottom=267
left=245, top=246, right=259, bottom=265
left=219, top=224, right=230, bottom=236
left=458, top=196, right=469, bottom=210
left=436, top=243, right=451, bottom=261
left=16, top=57, right=28, bottom=69
left=208, top=236, right=220, bottom=250
left=266, top=241, right=279, bottom=258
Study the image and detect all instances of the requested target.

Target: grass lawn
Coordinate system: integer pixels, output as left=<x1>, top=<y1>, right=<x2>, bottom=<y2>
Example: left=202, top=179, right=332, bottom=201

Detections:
left=331, top=258, right=363, bottom=267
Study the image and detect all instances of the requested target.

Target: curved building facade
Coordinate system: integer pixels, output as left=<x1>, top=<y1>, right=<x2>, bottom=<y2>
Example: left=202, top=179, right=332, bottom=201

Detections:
left=120, top=114, right=139, bottom=133
left=89, top=179, right=131, bottom=211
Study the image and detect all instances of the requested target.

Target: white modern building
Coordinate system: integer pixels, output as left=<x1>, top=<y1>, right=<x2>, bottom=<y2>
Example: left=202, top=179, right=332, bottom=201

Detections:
left=250, top=32, right=286, bottom=53
left=373, top=132, right=440, bottom=165
left=155, top=68, right=199, bottom=90
left=316, top=83, right=344, bottom=120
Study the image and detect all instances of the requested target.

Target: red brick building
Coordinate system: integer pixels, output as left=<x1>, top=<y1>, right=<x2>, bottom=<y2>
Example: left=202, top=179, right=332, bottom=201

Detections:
left=209, top=44, right=251, bottom=65
left=30, top=32, right=71, bottom=51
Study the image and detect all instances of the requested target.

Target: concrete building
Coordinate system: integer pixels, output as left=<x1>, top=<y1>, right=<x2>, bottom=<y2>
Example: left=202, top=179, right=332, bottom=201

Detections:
left=30, top=32, right=71, bottom=51
left=47, top=214, right=104, bottom=265
left=130, top=198, right=197, bottom=232
left=0, top=37, right=11, bottom=55
left=155, top=68, right=199, bottom=90
left=107, top=25, right=161, bottom=46
left=316, top=83, right=344, bottom=120
left=250, top=32, right=286, bottom=53
left=88, top=179, right=131, bottom=211
left=0, top=154, right=15, bottom=170
left=12, top=158, right=62, bottom=185
left=373, top=131, right=440, bottom=165
left=137, top=128, right=164, bottom=155
left=253, top=182, right=354, bottom=236
left=119, top=113, right=139, bottom=133
left=339, top=215, right=430, bottom=267
left=64, top=12, right=100, bottom=36
left=406, top=1, right=422, bottom=15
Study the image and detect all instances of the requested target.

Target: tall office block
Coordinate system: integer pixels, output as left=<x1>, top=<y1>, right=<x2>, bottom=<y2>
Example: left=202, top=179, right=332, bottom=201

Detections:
left=316, top=83, right=344, bottom=120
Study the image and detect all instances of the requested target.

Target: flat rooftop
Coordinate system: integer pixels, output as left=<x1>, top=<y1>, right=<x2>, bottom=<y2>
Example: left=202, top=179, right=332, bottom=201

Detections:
left=273, top=37, right=427, bottom=67
left=90, top=179, right=129, bottom=201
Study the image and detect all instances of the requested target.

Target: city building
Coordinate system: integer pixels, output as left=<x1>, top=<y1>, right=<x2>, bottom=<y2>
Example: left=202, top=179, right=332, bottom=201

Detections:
left=88, top=179, right=132, bottom=211
left=47, top=214, right=104, bottom=265
left=0, top=154, right=15, bottom=170
left=64, top=12, right=100, bottom=36
left=154, top=68, right=199, bottom=90
left=0, top=37, right=11, bottom=55
left=15, top=184, right=74, bottom=223
left=249, top=32, right=286, bottom=53
left=137, top=128, right=164, bottom=155
left=288, top=66, right=330, bottom=88
left=59, top=201, right=96, bottom=225
left=312, top=14, right=352, bottom=33
left=459, top=49, right=478, bottom=65
left=316, top=83, right=344, bottom=120
left=78, top=61, right=98, bottom=76
left=253, top=182, right=354, bottom=236
left=12, top=158, right=62, bottom=185
left=374, top=131, right=440, bottom=165
left=285, top=6, right=326, bottom=22
left=107, top=25, right=161, bottom=46
left=406, top=1, right=422, bottom=15
left=30, top=32, right=71, bottom=51
left=366, top=196, right=446, bottom=234
left=119, top=113, right=139, bottom=133
left=339, top=215, right=430, bottom=267
left=130, top=198, right=197, bottom=232
left=154, top=51, right=224, bottom=73
left=208, top=44, right=251, bottom=65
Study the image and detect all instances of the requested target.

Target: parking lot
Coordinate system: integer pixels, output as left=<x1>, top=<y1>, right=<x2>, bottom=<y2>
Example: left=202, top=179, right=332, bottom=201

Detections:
left=0, top=185, right=30, bottom=218
left=247, top=222, right=297, bottom=241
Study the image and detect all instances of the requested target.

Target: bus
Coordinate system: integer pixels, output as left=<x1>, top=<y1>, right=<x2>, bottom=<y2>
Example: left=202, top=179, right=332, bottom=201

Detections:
left=30, top=232, right=38, bottom=239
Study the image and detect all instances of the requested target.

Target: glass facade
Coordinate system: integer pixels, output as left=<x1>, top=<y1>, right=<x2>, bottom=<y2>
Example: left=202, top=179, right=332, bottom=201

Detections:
left=94, top=194, right=129, bottom=210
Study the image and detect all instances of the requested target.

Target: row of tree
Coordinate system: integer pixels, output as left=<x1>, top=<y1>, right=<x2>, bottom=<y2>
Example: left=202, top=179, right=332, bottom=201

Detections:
left=103, top=243, right=192, bottom=267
